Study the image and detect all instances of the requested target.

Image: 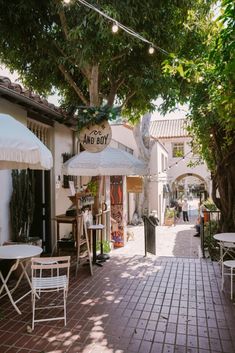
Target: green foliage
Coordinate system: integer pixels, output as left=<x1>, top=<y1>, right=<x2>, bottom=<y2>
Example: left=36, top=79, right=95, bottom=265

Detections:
left=86, top=179, right=98, bottom=197
left=203, top=198, right=217, bottom=211
left=165, top=207, right=175, bottom=219
left=77, top=105, right=120, bottom=130
left=96, top=240, right=111, bottom=254
left=10, top=170, right=35, bottom=241
left=0, top=0, right=214, bottom=121
left=162, top=0, right=235, bottom=230
left=204, top=220, right=220, bottom=260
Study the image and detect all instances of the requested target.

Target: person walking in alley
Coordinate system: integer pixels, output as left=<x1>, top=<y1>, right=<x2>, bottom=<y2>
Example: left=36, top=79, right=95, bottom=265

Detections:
left=182, top=199, right=189, bottom=222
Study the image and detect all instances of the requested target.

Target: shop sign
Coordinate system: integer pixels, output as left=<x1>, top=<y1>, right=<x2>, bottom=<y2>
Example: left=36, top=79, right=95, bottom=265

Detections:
left=126, top=176, right=143, bottom=193
left=79, top=120, right=112, bottom=153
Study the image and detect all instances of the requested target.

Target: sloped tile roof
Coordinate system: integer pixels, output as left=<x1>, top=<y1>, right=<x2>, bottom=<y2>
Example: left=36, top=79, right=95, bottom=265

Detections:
left=150, top=118, right=189, bottom=138
left=0, top=76, right=65, bottom=119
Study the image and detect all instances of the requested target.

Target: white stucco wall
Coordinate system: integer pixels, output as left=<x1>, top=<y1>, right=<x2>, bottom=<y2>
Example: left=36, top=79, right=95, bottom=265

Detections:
left=0, top=98, right=28, bottom=244
left=110, top=124, right=169, bottom=225
left=110, top=124, right=140, bottom=157
left=52, top=122, right=75, bottom=243
left=148, top=141, right=168, bottom=224
left=160, top=137, right=211, bottom=195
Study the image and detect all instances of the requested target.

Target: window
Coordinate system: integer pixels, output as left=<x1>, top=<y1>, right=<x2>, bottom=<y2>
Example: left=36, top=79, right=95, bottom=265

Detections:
left=172, top=143, right=184, bottom=158
left=161, top=154, right=164, bottom=172
left=117, top=142, right=133, bottom=155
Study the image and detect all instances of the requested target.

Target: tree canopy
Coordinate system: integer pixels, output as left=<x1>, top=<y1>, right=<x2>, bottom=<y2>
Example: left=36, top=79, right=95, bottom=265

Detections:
left=162, top=0, right=235, bottom=230
left=0, top=0, right=214, bottom=120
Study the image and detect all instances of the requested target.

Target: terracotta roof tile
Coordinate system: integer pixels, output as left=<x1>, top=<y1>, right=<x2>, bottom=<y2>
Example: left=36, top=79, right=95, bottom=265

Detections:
left=0, top=76, right=65, bottom=118
left=150, top=118, right=189, bottom=138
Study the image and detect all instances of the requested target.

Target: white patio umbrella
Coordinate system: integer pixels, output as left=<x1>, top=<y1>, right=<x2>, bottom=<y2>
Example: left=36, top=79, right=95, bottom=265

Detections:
left=0, top=114, right=53, bottom=170
left=62, top=147, right=147, bottom=176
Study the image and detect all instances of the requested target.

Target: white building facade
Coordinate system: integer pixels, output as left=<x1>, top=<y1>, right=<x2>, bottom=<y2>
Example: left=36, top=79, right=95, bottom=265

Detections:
left=111, top=123, right=169, bottom=225
left=150, top=118, right=211, bottom=202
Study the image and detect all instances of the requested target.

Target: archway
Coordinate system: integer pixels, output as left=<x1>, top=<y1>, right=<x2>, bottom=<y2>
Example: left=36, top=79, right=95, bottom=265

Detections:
left=171, top=173, right=208, bottom=201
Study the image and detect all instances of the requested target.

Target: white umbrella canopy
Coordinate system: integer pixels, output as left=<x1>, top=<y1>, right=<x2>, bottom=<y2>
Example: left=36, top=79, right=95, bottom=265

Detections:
left=0, top=114, right=53, bottom=170
left=63, top=147, right=147, bottom=176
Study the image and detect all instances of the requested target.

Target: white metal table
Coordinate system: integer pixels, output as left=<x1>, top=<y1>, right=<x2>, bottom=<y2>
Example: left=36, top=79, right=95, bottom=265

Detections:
left=0, top=244, right=42, bottom=314
left=213, top=233, right=235, bottom=264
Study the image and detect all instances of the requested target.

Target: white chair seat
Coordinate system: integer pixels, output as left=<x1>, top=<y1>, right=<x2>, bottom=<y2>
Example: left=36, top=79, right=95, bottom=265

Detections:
left=32, top=275, right=67, bottom=290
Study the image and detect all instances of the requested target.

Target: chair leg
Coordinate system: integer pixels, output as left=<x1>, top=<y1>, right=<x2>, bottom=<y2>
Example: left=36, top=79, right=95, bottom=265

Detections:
left=64, top=289, right=67, bottom=326
left=222, top=262, right=224, bottom=291
left=231, top=268, right=233, bottom=300
left=32, top=292, right=36, bottom=331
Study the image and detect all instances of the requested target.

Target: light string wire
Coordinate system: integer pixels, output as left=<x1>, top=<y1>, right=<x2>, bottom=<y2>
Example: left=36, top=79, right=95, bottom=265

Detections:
left=161, top=150, right=195, bottom=174
left=74, top=0, right=169, bottom=56
left=149, top=150, right=197, bottom=179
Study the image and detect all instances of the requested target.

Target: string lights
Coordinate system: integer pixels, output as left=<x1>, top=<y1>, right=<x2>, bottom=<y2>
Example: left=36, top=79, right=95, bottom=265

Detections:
left=111, top=22, right=119, bottom=33
left=63, top=0, right=169, bottom=56
left=158, top=150, right=194, bottom=175
left=148, top=46, right=155, bottom=55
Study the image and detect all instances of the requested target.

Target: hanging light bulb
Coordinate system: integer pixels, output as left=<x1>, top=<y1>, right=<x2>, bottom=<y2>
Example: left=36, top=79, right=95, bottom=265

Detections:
left=148, top=46, right=155, bottom=55
left=112, top=22, right=119, bottom=33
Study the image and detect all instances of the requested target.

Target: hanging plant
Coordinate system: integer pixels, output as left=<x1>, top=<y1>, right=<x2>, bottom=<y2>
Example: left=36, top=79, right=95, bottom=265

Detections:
left=77, top=105, right=121, bottom=131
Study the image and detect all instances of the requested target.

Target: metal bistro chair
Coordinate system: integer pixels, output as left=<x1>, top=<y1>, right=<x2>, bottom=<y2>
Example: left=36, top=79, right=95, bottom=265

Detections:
left=222, top=260, right=235, bottom=300
left=31, top=256, right=70, bottom=330
left=219, top=241, right=235, bottom=265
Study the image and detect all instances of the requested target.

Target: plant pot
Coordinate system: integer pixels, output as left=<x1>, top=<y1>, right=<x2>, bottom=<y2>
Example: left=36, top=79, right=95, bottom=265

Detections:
left=164, top=218, right=174, bottom=226
left=204, top=211, right=210, bottom=223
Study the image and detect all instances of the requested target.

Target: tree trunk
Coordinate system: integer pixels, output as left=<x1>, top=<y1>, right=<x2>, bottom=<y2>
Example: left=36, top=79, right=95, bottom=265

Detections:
left=212, top=144, right=235, bottom=231
left=89, top=64, right=99, bottom=106
left=133, top=114, right=153, bottom=216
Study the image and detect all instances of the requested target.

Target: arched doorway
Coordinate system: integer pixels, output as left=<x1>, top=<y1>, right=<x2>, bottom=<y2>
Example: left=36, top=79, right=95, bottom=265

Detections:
left=171, top=173, right=208, bottom=201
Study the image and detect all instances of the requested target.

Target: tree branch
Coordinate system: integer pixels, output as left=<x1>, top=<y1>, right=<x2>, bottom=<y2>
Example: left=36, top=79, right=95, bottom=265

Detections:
left=107, top=78, right=125, bottom=106
left=58, top=64, right=89, bottom=105
left=53, top=41, right=90, bottom=80
left=54, top=0, right=69, bottom=40
left=121, top=91, right=136, bottom=108
left=110, top=53, right=126, bottom=62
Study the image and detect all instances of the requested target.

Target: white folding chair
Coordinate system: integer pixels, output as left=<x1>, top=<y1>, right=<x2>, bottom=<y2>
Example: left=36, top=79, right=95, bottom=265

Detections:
left=222, top=260, right=235, bottom=300
left=31, top=256, right=70, bottom=330
left=75, top=214, right=93, bottom=276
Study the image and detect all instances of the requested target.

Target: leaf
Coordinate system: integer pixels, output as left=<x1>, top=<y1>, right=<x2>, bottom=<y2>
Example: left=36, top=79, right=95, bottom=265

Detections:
left=177, top=64, right=184, bottom=78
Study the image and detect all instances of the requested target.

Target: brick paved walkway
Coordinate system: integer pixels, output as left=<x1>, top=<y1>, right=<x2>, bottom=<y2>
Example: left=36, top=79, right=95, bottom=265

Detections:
left=0, top=224, right=235, bottom=353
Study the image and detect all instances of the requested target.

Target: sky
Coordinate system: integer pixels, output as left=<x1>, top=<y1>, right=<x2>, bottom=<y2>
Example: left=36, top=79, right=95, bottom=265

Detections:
left=0, top=64, right=188, bottom=120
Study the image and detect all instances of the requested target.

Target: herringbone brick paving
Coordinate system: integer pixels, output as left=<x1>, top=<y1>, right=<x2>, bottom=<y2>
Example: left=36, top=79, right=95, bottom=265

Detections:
left=0, top=224, right=235, bottom=353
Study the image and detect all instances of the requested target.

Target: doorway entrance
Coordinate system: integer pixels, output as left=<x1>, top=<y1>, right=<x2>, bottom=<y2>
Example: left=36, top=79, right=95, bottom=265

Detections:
left=30, top=170, right=51, bottom=253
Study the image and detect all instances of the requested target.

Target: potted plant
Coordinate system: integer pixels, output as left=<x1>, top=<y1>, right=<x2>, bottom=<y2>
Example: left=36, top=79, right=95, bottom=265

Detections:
left=164, top=207, right=175, bottom=226
left=86, top=179, right=98, bottom=197
left=203, top=198, right=217, bottom=223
